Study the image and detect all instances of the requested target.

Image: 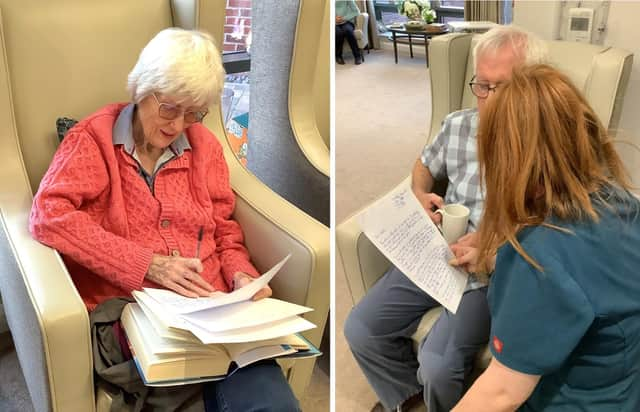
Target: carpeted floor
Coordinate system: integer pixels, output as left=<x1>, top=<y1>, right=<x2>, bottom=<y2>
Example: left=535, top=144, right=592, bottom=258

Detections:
left=0, top=333, right=34, bottom=412
left=335, top=41, right=433, bottom=412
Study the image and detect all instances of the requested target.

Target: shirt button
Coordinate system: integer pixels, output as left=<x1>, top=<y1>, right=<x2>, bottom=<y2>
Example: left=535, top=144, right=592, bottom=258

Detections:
left=161, top=219, right=170, bottom=228
left=171, top=249, right=180, bottom=257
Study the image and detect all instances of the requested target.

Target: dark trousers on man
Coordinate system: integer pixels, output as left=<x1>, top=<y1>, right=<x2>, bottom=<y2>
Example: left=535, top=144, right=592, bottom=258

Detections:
left=335, top=21, right=361, bottom=59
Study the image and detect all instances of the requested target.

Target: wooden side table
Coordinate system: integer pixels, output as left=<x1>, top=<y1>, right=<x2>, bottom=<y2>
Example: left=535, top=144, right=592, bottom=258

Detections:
left=386, top=24, right=450, bottom=66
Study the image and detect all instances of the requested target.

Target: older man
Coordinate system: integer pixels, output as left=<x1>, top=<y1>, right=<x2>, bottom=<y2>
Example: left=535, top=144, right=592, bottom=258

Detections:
left=344, top=26, right=547, bottom=412
left=335, top=0, right=363, bottom=65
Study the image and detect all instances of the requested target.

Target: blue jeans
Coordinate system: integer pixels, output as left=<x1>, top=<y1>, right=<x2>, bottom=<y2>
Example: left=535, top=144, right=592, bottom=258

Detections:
left=344, top=266, right=490, bottom=412
left=203, top=360, right=300, bottom=412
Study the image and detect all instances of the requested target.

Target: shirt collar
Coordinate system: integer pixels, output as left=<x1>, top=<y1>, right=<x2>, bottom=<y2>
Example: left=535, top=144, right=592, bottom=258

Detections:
left=112, top=103, right=191, bottom=155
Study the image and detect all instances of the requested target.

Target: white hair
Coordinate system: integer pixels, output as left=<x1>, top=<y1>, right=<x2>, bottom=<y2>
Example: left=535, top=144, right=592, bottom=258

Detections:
left=127, top=28, right=225, bottom=107
left=473, top=25, right=548, bottom=71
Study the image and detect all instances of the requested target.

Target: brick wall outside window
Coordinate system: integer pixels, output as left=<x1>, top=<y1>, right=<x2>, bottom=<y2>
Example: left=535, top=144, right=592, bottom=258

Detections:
left=224, top=0, right=252, bottom=53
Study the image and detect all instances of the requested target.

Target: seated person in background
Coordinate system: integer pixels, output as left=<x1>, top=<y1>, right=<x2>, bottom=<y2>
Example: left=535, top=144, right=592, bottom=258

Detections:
left=29, top=28, right=299, bottom=412
left=451, top=64, right=640, bottom=411
left=335, top=0, right=363, bottom=65
left=344, top=26, right=547, bottom=412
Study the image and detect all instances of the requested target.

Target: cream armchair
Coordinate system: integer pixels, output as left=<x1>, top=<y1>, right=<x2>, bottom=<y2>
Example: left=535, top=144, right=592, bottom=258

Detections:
left=0, top=1, right=328, bottom=411
left=338, top=33, right=633, bottom=371
left=354, top=12, right=371, bottom=58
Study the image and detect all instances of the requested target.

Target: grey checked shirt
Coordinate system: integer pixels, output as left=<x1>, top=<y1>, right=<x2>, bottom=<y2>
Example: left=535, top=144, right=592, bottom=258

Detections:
left=421, top=108, right=486, bottom=289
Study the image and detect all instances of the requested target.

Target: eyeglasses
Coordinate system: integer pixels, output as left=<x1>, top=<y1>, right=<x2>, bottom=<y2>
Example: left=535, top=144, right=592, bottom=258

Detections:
left=468, top=76, right=500, bottom=99
left=152, top=93, right=208, bottom=124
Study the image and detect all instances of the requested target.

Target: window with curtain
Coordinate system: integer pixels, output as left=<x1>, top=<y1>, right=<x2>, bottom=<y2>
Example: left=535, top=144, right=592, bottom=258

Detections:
left=372, top=0, right=465, bottom=28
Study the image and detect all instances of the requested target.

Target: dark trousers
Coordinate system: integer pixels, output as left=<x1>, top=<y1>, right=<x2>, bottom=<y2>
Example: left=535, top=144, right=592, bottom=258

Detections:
left=335, top=21, right=361, bottom=59
left=203, top=360, right=300, bottom=411
left=344, top=266, right=491, bottom=412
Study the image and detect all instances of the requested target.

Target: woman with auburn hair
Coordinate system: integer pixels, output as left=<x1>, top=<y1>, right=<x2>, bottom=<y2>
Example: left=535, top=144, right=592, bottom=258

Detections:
left=451, top=64, right=640, bottom=411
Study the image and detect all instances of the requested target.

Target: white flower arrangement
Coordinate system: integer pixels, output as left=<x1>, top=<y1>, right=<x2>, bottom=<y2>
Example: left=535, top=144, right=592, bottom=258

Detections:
left=396, top=0, right=437, bottom=23
left=422, top=8, right=437, bottom=24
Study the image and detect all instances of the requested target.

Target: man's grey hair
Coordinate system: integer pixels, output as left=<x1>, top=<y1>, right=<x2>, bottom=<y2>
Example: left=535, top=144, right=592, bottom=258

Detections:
left=127, top=28, right=225, bottom=108
left=473, top=25, right=548, bottom=70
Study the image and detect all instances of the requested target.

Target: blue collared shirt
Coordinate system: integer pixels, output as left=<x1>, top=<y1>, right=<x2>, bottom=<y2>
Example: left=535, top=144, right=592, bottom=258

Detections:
left=112, top=103, right=191, bottom=191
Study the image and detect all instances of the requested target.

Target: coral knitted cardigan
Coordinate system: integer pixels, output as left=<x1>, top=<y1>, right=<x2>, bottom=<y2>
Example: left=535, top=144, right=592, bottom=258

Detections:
left=29, top=103, right=259, bottom=311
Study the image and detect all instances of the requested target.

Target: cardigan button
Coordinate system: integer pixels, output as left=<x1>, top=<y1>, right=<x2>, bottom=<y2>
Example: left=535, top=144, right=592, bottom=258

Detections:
left=161, top=219, right=170, bottom=228
left=171, top=249, right=180, bottom=257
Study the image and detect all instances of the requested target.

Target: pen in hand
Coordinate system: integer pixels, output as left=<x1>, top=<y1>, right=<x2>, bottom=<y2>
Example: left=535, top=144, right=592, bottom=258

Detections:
left=195, top=226, right=204, bottom=259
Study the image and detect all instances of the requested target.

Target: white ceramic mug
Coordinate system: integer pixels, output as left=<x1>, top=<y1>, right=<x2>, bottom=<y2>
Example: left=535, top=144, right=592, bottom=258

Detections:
left=435, top=204, right=470, bottom=244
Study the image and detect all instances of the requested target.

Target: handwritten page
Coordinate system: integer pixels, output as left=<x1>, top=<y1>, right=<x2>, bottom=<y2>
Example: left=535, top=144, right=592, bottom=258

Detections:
left=358, top=179, right=468, bottom=313
left=143, top=254, right=291, bottom=315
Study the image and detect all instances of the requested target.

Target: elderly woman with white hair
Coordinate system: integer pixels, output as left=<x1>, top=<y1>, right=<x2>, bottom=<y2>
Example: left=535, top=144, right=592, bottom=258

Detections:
left=29, top=28, right=299, bottom=411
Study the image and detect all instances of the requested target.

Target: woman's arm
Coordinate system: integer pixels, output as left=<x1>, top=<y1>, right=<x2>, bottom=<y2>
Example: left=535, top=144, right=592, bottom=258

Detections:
left=453, top=358, right=540, bottom=412
left=206, top=143, right=259, bottom=287
left=29, top=130, right=154, bottom=292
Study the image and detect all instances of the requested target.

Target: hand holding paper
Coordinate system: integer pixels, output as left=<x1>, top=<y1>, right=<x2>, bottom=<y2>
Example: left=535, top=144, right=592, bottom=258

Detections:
left=143, top=254, right=291, bottom=314
left=233, top=272, right=273, bottom=301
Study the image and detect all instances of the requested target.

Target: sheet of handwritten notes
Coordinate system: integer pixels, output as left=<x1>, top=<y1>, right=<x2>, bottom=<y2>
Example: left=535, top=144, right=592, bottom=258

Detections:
left=358, top=179, right=468, bottom=313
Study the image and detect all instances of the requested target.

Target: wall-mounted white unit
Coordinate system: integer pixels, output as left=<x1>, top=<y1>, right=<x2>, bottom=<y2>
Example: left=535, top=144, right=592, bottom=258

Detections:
left=567, top=7, right=594, bottom=42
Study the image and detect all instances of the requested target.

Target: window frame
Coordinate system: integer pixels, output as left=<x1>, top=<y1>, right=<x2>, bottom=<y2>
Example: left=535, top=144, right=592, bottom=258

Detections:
left=223, top=51, right=251, bottom=74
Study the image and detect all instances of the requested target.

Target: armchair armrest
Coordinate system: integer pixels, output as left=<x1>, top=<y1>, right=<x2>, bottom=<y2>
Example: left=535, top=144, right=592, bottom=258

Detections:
left=336, top=178, right=415, bottom=306
left=355, top=12, right=370, bottom=49
left=337, top=213, right=390, bottom=306
left=0, top=209, right=95, bottom=412
left=206, top=116, right=329, bottom=399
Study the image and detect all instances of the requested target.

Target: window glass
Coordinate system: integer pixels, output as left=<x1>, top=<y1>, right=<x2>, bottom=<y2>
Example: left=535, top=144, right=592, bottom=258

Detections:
left=222, top=1, right=252, bottom=166
left=439, top=0, right=464, bottom=9
left=222, top=72, right=250, bottom=167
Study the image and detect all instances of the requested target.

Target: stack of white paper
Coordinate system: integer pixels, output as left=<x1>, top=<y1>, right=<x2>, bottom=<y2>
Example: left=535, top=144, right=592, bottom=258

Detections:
left=132, top=254, right=316, bottom=344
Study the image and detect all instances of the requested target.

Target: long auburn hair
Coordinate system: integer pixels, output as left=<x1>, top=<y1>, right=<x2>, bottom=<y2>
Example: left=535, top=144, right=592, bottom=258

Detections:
left=476, top=64, right=632, bottom=273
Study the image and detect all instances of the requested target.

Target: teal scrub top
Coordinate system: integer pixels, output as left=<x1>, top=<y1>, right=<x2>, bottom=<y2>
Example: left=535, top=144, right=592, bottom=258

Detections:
left=488, top=188, right=640, bottom=411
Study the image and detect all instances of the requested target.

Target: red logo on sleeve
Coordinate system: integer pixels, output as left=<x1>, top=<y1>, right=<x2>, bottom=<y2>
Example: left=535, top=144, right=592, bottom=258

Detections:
left=493, top=335, right=504, bottom=354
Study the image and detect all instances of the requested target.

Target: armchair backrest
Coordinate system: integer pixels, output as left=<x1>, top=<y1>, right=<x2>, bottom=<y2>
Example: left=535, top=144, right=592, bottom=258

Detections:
left=248, top=0, right=330, bottom=226
left=427, top=33, right=633, bottom=143
left=0, top=0, right=179, bottom=193
left=0, top=1, right=199, bottom=410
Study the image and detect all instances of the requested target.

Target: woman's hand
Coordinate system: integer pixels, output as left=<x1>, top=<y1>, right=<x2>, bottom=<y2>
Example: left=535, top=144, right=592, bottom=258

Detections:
left=449, top=233, right=496, bottom=274
left=336, top=15, right=344, bottom=24
left=449, top=244, right=480, bottom=273
left=146, top=254, right=215, bottom=298
left=233, top=272, right=272, bottom=301
left=450, top=232, right=480, bottom=273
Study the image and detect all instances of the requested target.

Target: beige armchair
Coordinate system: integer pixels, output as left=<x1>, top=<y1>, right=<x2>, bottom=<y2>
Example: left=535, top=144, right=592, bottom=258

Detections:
left=0, top=1, right=328, bottom=411
left=337, top=33, right=633, bottom=372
